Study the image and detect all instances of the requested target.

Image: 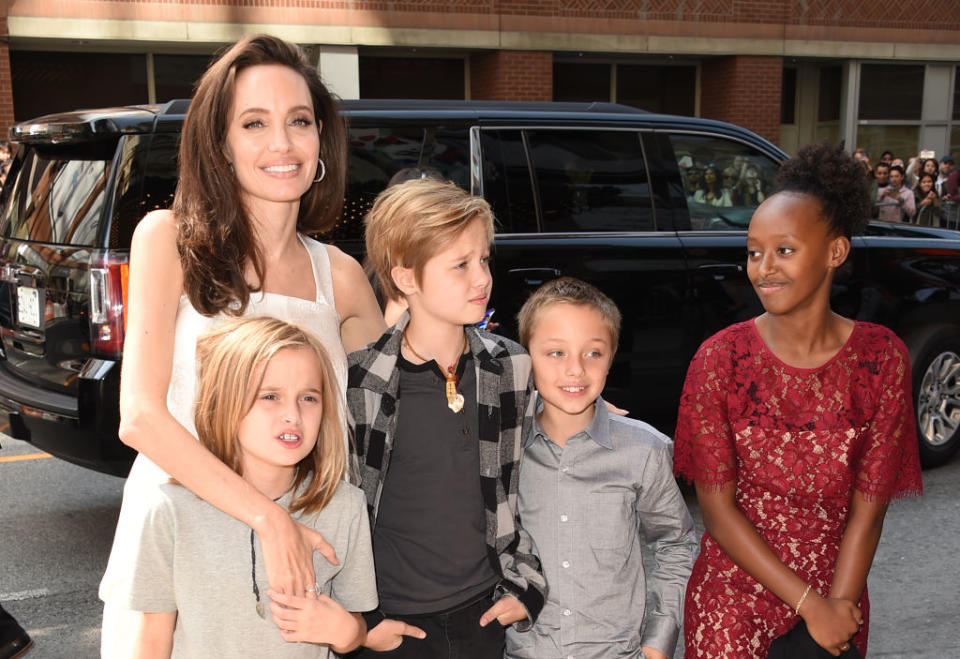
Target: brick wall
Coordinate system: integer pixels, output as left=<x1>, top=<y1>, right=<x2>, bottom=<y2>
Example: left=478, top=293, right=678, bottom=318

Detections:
left=700, top=56, right=782, bottom=144
left=470, top=51, right=552, bottom=102
left=0, top=16, right=12, bottom=138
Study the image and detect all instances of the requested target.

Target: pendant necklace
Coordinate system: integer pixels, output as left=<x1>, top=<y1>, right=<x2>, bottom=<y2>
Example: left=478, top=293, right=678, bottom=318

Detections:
left=403, top=328, right=467, bottom=413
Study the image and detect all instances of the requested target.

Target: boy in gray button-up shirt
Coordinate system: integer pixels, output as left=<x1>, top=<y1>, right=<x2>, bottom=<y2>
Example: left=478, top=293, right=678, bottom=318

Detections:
left=507, top=278, right=697, bottom=659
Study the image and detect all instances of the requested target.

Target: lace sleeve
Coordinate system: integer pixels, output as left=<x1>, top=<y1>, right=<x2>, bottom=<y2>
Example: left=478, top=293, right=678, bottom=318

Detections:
left=855, top=336, right=923, bottom=501
left=674, top=337, right=737, bottom=490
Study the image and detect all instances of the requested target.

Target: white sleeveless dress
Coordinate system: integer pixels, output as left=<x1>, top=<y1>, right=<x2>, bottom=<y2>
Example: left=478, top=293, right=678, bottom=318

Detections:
left=99, top=235, right=348, bottom=656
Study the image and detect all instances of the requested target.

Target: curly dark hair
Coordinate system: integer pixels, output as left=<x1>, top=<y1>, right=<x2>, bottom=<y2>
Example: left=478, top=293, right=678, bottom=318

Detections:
left=774, top=142, right=871, bottom=238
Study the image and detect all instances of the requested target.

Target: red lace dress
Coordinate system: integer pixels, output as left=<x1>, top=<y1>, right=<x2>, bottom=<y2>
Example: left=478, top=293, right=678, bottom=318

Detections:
left=674, top=320, right=923, bottom=658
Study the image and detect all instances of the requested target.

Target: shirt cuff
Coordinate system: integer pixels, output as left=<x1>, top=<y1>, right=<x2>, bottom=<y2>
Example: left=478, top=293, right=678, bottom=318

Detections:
left=640, top=611, right=680, bottom=658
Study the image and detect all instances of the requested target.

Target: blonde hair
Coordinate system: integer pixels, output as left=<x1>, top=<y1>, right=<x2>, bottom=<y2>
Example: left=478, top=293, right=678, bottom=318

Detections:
left=517, top=277, right=622, bottom=349
left=193, top=317, right=346, bottom=515
left=364, top=179, right=494, bottom=301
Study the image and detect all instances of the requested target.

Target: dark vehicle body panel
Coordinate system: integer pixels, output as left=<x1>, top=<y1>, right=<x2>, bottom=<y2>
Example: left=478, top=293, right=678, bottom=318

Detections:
left=2, top=99, right=959, bottom=475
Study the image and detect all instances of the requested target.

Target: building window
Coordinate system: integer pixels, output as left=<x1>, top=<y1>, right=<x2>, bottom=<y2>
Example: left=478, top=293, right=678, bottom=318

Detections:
left=781, top=67, right=797, bottom=125
left=618, top=65, right=696, bottom=115
left=554, top=61, right=696, bottom=115
left=954, top=66, right=960, bottom=121
left=855, top=63, right=925, bottom=163
left=154, top=54, right=212, bottom=103
left=816, top=65, right=842, bottom=144
left=11, top=51, right=148, bottom=120
left=554, top=62, right=610, bottom=103
left=359, top=57, right=465, bottom=99
left=859, top=64, right=924, bottom=121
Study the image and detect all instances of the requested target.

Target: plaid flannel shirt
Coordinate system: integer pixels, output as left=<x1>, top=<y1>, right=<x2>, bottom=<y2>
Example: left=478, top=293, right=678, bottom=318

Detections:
left=346, top=312, right=547, bottom=628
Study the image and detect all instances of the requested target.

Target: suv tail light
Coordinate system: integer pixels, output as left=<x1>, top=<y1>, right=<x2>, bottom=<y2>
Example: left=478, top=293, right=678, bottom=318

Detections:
left=89, top=251, right=129, bottom=359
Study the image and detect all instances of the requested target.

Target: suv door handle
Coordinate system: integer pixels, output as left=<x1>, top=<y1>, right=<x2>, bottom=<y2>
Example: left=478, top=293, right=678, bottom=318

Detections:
left=507, top=268, right=562, bottom=287
left=696, top=263, right=743, bottom=281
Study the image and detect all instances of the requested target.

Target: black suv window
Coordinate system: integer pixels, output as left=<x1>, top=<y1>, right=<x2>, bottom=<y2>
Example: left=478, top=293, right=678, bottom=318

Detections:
left=479, top=130, right=538, bottom=234
left=668, top=133, right=779, bottom=231
left=527, top=129, right=654, bottom=233
left=1, top=146, right=113, bottom=246
left=329, top=124, right=470, bottom=242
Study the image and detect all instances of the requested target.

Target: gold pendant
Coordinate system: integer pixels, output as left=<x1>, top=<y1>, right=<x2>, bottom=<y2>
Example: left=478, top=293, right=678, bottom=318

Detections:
left=446, top=378, right=464, bottom=413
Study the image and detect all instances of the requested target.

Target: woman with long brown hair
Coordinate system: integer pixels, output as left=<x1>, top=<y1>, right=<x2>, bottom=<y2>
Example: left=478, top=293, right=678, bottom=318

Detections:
left=99, top=34, right=385, bottom=656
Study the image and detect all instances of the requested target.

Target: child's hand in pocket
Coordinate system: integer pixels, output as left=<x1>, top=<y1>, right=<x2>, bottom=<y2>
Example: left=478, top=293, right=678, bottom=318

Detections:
left=364, top=618, right=427, bottom=651
left=479, top=595, right=526, bottom=627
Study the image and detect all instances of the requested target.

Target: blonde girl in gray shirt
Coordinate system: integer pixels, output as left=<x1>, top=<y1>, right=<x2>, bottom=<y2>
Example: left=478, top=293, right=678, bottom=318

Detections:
left=110, top=317, right=377, bottom=658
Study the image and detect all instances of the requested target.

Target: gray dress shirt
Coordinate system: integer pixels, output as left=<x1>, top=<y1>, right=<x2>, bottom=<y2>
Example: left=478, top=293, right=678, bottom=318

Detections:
left=505, top=397, right=698, bottom=659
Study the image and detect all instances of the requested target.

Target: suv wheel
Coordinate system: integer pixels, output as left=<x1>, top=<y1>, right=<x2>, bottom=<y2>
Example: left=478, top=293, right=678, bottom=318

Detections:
left=909, top=326, right=960, bottom=468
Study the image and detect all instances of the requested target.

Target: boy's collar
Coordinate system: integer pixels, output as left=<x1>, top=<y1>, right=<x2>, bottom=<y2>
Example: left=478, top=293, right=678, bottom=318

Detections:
left=528, top=395, right=612, bottom=450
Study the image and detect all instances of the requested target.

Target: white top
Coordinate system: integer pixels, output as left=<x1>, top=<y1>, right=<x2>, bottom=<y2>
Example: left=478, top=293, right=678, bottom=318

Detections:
left=114, top=481, right=377, bottom=658
left=101, top=234, right=348, bottom=603
left=131, top=233, right=347, bottom=487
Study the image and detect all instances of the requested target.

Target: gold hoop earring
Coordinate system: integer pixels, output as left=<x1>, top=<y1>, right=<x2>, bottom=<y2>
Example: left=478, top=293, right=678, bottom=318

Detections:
left=313, top=157, right=326, bottom=183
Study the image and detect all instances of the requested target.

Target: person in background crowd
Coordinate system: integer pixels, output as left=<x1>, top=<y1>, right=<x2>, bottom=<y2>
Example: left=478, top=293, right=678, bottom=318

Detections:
left=694, top=164, right=733, bottom=207
left=936, top=155, right=952, bottom=197
left=880, top=150, right=893, bottom=165
left=877, top=165, right=915, bottom=223
left=905, top=154, right=937, bottom=189
left=913, top=172, right=941, bottom=227
left=721, top=166, right=740, bottom=205
left=737, top=163, right=766, bottom=207
left=941, top=155, right=960, bottom=202
left=0, top=141, right=11, bottom=187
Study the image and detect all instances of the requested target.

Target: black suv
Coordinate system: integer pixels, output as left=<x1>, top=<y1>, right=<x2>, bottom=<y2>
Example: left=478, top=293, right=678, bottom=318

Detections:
left=3, top=99, right=960, bottom=475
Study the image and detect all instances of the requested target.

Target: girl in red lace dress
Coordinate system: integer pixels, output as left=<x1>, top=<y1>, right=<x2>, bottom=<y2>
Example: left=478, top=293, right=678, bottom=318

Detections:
left=675, top=142, right=923, bottom=658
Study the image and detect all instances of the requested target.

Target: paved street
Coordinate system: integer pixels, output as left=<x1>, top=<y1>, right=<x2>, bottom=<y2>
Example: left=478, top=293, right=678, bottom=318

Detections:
left=1, top=432, right=958, bottom=658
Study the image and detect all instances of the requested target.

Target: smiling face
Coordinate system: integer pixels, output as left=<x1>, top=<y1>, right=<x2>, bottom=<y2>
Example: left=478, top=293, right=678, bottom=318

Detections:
left=224, top=64, right=321, bottom=213
left=746, top=192, right=847, bottom=318
left=397, top=216, right=492, bottom=328
left=919, top=174, right=935, bottom=194
left=528, top=302, right=613, bottom=437
left=237, top=346, right=323, bottom=491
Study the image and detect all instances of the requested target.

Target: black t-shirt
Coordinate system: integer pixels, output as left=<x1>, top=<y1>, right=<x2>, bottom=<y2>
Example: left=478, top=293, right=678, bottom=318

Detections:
left=372, top=352, right=499, bottom=615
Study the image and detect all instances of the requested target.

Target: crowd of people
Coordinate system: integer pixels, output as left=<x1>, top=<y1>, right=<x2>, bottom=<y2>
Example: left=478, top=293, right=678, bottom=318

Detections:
left=0, top=33, right=928, bottom=659
left=854, top=147, right=960, bottom=226
left=679, top=155, right=770, bottom=208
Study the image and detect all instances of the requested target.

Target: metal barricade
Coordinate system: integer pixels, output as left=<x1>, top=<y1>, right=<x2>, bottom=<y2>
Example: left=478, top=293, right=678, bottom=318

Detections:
left=942, top=201, right=960, bottom=230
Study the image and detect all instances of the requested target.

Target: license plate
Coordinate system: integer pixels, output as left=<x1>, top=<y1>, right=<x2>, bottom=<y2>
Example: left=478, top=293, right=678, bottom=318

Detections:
left=17, top=286, right=41, bottom=328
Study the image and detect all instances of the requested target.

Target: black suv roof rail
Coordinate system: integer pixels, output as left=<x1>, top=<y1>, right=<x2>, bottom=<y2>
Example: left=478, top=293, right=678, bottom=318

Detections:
left=9, top=105, right=164, bottom=144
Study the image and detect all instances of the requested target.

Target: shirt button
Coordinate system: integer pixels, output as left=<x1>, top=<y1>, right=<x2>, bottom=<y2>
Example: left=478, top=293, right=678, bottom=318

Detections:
left=562, top=609, right=571, bottom=616
left=562, top=560, right=570, bottom=568
left=560, top=514, right=568, bottom=522
left=561, top=466, right=569, bottom=473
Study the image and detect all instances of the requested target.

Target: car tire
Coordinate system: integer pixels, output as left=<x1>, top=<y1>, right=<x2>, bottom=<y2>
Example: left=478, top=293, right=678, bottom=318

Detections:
left=907, top=325, right=960, bottom=468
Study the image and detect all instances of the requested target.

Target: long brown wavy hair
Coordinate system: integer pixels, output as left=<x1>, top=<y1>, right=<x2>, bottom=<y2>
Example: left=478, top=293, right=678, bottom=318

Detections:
left=174, top=34, right=348, bottom=316
left=194, top=316, right=347, bottom=515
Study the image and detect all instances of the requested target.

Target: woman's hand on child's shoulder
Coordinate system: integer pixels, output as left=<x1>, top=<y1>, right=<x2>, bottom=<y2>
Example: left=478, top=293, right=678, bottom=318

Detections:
left=479, top=594, right=527, bottom=627
left=259, top=511, right=337, bottom=595
left=267, top=589, right=362, bottom=651
left=363, top=618, right=427, bottom=651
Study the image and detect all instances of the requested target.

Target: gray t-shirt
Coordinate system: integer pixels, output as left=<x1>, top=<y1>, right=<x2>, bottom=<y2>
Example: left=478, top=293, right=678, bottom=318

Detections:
left=114, top=480, right=377, bottom=658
